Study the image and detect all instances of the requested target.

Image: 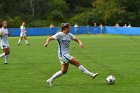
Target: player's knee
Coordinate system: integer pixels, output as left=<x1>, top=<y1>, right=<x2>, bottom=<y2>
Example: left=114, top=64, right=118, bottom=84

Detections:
left=77, top=62, right=81, bottom=66
left=5, top=51, right=10, bottom=55
left=75, top=62, right=81, bottom=67
left=62, top=70, right=67, bottom=74
left=5, top=52, right=9, bottom=55
left=24, top=37, right=27, bottom=40
left=5, top=53, right=8, bottom=55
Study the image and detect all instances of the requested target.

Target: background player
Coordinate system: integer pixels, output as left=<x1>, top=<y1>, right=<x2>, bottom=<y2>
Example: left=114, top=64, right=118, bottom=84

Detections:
left=44, top=23, right=98, bottom=86
left=0, top=20, right=10, bottom=64
left=18, top=22, right=30, bottom=45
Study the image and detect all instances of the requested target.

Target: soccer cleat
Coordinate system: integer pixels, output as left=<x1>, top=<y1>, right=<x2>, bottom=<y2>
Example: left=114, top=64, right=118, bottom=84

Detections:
left=46, top=79, right=53, bottom=86
left=92, top=73, right=98, bottom=79
left=18, top=44, right=20, bottom=46
left=4, top=63, right=8, bottom=64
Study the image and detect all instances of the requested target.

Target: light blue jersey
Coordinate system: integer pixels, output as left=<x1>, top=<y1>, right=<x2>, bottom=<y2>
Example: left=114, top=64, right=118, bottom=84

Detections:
left=52, top=32, right=75, bottom=64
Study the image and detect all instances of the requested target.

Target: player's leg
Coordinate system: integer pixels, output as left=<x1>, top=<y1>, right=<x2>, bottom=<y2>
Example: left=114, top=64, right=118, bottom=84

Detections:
left=49, top=63, right=69, bottom=81
left=47, top=63, right=69, bottom=86
left=0, top=52, right=5, bottom=58
left=24, top=36, right=29, bottom=45
left=0, top=46, right=5, bottom=58
left=3, top=47, right=10, bottom=64
left=18, top=37, right=23, bottom=45
left=70, top=58, right=98, bottom=78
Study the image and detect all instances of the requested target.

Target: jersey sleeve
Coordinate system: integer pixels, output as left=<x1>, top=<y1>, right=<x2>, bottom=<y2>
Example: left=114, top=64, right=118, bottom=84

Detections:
left=69, top=33, right=76, bottom=40
left=52, top=32, right=62, bottom=40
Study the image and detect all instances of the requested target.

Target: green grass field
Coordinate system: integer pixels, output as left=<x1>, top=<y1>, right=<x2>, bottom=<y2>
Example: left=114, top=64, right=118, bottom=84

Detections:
left=0, top=34, right=140, bottom=93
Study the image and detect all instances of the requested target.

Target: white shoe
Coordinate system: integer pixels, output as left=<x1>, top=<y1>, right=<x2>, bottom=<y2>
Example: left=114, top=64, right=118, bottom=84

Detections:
left=92, top=73, right=98, bottom=79
left=46, top=79, right=53, bottom=86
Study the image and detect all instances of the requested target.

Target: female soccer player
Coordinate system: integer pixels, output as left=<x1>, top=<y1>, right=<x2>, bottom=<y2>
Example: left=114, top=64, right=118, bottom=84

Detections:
left=18, top=22, right=29, bottom=45
left=0, top=20, right=10, bottom=64
left=44, top=23, right=98, bottom=86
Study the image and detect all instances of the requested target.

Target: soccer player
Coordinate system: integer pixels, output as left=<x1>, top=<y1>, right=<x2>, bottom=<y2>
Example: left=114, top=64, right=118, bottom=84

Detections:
left=44, top=23, right=98, bottom=86
left=0, top=20, right=10, bottom=64
left=18, top=22, right=29, bottom=45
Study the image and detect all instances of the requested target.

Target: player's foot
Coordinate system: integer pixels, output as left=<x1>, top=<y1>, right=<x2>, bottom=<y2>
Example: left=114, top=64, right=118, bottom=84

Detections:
left=46, top=79, right=53, bottom=86
left=4, top=63, right=8, bottom=64
left=92, top=73, right=98, bottom=79
left=18, top=44, right=20, bottom=46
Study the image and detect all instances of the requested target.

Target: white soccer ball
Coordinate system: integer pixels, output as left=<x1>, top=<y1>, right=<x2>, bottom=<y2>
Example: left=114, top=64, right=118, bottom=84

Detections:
left=106, top=75, right=115, bottom=85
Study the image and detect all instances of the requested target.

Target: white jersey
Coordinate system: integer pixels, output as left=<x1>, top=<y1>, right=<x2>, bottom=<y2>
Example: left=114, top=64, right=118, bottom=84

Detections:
left=20, top=25, right=26, bottom=37
left=52, top=32, right=75, bottom=57
left=20, top=25, right=26, bottom=33
left=0, top=27, right=9, bottom=48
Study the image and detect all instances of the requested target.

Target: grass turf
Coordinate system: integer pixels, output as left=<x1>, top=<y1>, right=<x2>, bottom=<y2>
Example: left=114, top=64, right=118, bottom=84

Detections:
left=0, top=34, right=140, bottom=93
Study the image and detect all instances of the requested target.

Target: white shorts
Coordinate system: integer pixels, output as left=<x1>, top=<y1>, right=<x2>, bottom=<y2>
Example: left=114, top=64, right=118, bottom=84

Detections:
left=58, top=53, right=73, bottom=64
left=1, top=44, right=9, bottom=49
left=20, top=33, right=26, bottom=37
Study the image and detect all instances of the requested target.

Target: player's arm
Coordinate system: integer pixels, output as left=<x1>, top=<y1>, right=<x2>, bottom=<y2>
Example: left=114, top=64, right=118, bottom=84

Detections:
left=0, top=34, right=6, bottom=36
left=0, top=33, right=3, bottom=36
left=21, top=26, right=26, bottom=33
left=24, top=29, right=27, bottom=33
left=0, top=30, right=2, bottom=36
left=44, top=37, right=55, bottom=47
left=23, top=30, right=26, bottom=33
left=0, top=30, right=8, bottom=36
left=22, top=29, right=26, bottom=33
left=2, top=33, right=8, bottom=36
left=44, top=32, right=61, bottom=47
left=74, top=38, right=84, bottom=48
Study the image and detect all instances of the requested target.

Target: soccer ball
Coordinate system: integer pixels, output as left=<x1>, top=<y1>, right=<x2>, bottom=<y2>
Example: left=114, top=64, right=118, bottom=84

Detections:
left=106, top=75, right=115, bottom=85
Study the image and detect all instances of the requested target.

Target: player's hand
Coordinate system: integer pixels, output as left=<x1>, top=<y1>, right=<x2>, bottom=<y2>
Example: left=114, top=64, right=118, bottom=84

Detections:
left=44, top=43, right=48, bottom=47
left=80, top=43, right=84, bottom=48
left=1, top=33, right=7, bottom=36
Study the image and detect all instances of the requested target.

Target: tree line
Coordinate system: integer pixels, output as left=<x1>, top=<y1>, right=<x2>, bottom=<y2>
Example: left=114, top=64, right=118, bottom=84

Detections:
left=0, top=0, right=139, bottom=27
